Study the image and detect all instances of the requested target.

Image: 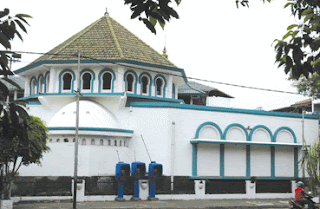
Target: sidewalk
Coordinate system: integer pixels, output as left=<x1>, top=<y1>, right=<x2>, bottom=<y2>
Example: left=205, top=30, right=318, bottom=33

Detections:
left=13, top=198, right=292, bottom=209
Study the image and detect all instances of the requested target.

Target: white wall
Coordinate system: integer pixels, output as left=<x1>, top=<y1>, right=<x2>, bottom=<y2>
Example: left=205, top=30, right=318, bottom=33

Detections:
left=197, top=144, right=220, bottom=176
left=20, top=98, right=319, bottom=181
left=251, top=146, right=271, bottom=177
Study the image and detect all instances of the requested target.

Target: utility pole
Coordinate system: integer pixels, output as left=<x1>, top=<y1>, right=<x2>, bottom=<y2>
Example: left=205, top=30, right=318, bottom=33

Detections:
left=73, top=50, right=81, bottom=209
left=302, top=108, right=306, bottom=182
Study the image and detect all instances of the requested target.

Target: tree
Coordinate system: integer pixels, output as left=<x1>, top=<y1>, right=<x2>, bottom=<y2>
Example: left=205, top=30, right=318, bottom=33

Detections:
left=124, top=0, right=271, bottom=34
left=274, top=0, right=320, bottom=80
left=301, top=139, right=320, bottom=195
left=0, top=8, right=31, bottom=75
left=0, top=115, right=50, bottom=199
left=293, top=72, right=320, bottom=98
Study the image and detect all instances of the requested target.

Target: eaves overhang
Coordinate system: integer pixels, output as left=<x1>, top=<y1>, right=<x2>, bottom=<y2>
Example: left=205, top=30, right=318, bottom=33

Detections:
left=49, top=127, right=133, bottom=137
left=130, top=102, right=320, bottom=120
left=190, top=139, right=304, bottom=147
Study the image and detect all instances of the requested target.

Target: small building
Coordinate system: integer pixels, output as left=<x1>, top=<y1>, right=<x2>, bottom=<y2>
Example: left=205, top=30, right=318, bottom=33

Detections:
left=12, top=13, right=319, bottom=201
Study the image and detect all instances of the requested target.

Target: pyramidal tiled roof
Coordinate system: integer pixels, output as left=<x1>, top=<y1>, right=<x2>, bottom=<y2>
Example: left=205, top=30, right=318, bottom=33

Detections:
left=32, top=14, right=176, bottom=68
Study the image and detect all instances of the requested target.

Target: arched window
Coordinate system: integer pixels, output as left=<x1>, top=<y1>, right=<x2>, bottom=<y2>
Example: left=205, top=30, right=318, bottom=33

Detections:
left=114, top=140, right=117, bottom=146
left=156, top=78, right=164, bottom=96
left=82, top=73, right=92, bottom=90
left=56, top=139, right=60, bottom=142
left=30, top=77, right=36, bottom=95
left=108, top=139, right=111, bottom=146
left=64, top=138, right=69, bottom=142
left=126, top=74, right=134, bottom=92
left=141, top=76, right=149, bottom=94
left=49, top=139, right=53, bottom=142
left=82, top=139, right=86, bottom=145
left=100, top=139, right=104, bottom=146
left=102, top=72, right=112, bottom=90
left=119, top=140, right=122, bottom=146
left=124, top=141, right=126, bottom=147
left=38, top=75, right=43, bottom=94
left=91, top=139, right=95, bottom=145
left=62, top=73, right=72, bottom=90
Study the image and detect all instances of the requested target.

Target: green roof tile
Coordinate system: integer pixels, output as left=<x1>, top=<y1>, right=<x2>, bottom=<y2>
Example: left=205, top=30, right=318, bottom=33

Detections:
left=31, top=15, right=176, bottom=68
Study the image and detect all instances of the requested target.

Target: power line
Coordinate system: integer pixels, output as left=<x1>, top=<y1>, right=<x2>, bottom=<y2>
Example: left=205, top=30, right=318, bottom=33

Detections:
left=9, top=50, right=302, bottom=95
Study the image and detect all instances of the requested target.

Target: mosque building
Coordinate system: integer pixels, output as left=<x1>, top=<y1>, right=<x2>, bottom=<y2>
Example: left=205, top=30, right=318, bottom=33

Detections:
left=12, top=12, right=319, bottom=201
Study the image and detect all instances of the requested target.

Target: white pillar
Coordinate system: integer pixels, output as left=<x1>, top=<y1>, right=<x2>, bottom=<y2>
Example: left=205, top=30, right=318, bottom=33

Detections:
left=139, top=179, right=149, bottom=200
left=72, top=179, right=85, bottom=202
left=246, top=180, right=256, bottom=198
left=194, top=180, right=205, bottom=198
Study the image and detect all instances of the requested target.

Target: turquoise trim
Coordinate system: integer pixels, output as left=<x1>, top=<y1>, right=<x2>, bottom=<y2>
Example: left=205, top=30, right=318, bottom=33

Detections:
left=139, top=72, right=152, bottom=96
left=126, top=95, right=184, bottom=104
left=223, top=123, right=249, bottom=141
left=190, top=140, right=304, bottom=147
left=58, top=69, right=76, bottom=93
left=194, top=122, right=222, bottom=139
left=271, top=146, right=275, bottom=177
left=273, top=127, right=297, bottom=143
left=220, top=144, right=224, bottom=177
left=29, top=76, right=37, bottom=95
left=246, top=145, right=250, bottom=177
left=44, top=71, right=50, bottom=93
left=154, top=74, right=167, bottom=98
left=14, top=59, right=188, bottom=84
left=249, top=125, right=273, bottom=142
left=129, top=102, right=319, bottom=120
left=27, top=102, right=41, bottom=105
left=189, top=176, right=296, bottom=180
left=192, top=144, right=197, bottom=176
left=80, top=69, right=95, bottom=93
left=48, top=127, right=134, bottom=133
left=294, top=147, right=298, bottom=178
left=98, top=68, right=116, bottom=93
left=124, top=70, right=138, bottom=94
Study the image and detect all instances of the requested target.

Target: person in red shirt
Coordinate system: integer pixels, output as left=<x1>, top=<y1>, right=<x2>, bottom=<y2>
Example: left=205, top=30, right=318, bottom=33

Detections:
left=295, top=181, right=314, bottom=209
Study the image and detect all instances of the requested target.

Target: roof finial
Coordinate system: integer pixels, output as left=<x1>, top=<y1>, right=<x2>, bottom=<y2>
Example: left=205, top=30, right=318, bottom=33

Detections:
left=163, top=36, right=168, bottom=59
left=104, top=8, right=109, bottom=16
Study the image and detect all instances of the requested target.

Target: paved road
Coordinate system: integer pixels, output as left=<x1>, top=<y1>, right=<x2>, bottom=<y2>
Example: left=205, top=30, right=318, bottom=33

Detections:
left=13, top=199, right=291, bottom=209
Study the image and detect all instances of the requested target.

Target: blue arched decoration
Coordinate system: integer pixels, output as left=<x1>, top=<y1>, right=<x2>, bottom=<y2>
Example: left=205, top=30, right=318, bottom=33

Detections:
left=154, top=74, right=167, bottom=98
left=273, top=127, right=297, bottom=143
left=98, top=68, right=116, bottom=93
left=124, top=70, right=138, bottom=94
left=44, top=71, right=50, bottom=93
left=222, top=123, right=249, bottom=141
left=37, top=74, right=45, bottom=94
left=139, top=72, right=152, bottom=96
left=29, top=76, right=37, bottom=95
left=194, top=122, right=223, bottom=139
left=58, top=69, right=76, bottom=93
left=249, top=125, right=273, bottom=142
left=80, top=69, right=96, bottom=93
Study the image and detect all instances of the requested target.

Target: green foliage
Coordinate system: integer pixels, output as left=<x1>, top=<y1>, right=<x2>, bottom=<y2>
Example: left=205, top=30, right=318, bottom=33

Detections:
left=294, top=73, right=320, bottom=98
left=124, top=0, right=180, bottom=34
left=0, top=8, right=31, bottom=74
left=274, top=0, right=320, bottom=80
left=0, top=115, right=50, bottom=199
left=124, top=0, right=272, bottom=34
left=301, top=139, right=320, bottom=195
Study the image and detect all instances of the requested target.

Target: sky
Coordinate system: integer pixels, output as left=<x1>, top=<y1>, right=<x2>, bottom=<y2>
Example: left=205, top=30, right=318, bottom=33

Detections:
left=3, top=0, right=311, bottom=110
